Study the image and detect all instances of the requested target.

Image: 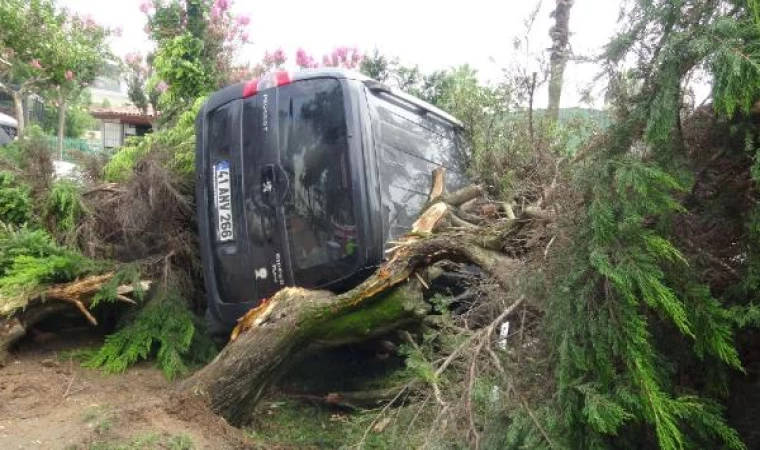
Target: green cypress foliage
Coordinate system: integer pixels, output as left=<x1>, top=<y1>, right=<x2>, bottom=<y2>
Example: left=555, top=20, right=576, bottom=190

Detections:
left=0, top=172, right=32, bottom=226
left=0, top=224, right=97, bottom=314
left=44, top=179, right=87, bottom=236
left=520, top=1, right=760, bottom=449
left=84, top=287, right=213, bottom=380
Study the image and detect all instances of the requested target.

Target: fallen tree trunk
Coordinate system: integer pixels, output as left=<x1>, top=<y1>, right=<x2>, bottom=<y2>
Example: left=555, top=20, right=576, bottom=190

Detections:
left=180, top=227, right=521, bottom=425
left=0, top=274, right=150, bottom=364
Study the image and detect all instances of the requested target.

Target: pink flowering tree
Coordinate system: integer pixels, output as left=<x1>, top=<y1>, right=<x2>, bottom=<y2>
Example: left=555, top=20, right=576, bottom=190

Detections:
left=123, top=53, right=162, bottom=116
left=294, top=47, right=363, bottom=70
left=138, top=0, right=252, bottom=118
left=235, top=46, right=363, bottom=82
left=0, top=0, right=113, bottom=143
left=46, top=14, right=113, bottom=155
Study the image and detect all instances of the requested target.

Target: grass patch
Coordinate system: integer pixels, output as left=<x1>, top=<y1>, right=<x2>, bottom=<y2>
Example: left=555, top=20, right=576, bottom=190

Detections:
left=75, top=432, right=194, bottom=450
left=81, top=405, right=114, bottom=435
left=246, top=400, right=430, bottom=449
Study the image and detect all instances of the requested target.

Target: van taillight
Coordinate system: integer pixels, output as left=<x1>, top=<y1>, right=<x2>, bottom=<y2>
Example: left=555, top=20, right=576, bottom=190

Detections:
left=243, top=71, right=292, bottom=98
left=242, top=78, right=259, bottom=97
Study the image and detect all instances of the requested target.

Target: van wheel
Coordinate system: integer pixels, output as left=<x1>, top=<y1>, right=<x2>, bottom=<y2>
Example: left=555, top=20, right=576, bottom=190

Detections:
left=205, top=307, right=230, bottom=348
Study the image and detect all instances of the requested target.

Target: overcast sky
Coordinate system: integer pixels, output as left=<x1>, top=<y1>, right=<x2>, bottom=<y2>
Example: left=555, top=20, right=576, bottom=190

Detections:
left=60, top=0, right=623, bottom=108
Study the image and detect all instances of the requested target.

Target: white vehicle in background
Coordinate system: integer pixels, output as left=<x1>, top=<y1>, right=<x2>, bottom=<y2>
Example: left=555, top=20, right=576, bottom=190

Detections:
left=0, top=112, right=18, bottom=145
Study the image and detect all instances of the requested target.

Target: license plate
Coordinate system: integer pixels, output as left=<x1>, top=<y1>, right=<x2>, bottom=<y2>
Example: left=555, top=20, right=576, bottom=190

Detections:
left=214, top=161, right=234, bottom=242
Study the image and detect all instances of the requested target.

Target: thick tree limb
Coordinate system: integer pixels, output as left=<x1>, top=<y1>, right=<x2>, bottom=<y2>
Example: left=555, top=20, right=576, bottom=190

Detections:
left=442, top=185, right=484, bottom=207
left=0, top=275, right=149, bottom=364
left=181, top=230, right=519, bottom=426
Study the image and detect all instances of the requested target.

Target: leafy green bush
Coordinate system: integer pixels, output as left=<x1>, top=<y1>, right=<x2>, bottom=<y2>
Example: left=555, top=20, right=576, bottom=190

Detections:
left=45, top=179, right=86, bottom=235
left=103, top=139, right=152, bottom=182
left=103, top=96, right=203, bottom=183
left=0, top=172, right=32, bottom=226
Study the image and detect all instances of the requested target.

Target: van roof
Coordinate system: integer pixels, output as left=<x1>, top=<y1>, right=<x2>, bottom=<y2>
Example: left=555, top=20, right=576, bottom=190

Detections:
left=203, top=68, right=463, bottom=130
left=294, top=69, right=463, bottom=129
left=0, top=112, right=17, bottom=128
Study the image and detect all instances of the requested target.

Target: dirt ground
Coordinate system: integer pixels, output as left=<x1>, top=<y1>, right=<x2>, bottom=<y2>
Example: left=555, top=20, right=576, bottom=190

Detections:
left=0, top=328, right=257, bottom=450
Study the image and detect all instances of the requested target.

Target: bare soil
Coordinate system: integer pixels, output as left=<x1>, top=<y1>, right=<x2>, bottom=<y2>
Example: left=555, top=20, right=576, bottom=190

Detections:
left=0, top=328, right=257, bottom=450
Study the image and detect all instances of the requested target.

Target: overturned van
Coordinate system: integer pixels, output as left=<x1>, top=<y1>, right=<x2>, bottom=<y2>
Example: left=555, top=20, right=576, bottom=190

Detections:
left=196, top=68, right=467, bottom=338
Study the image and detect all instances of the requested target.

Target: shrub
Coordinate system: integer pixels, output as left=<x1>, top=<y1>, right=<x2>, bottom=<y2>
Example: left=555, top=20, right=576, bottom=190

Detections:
left=0, top=172, right=32, bottom=226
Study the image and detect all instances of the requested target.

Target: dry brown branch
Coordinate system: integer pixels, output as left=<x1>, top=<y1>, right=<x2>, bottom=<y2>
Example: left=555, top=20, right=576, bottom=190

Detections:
left=412, top=203, right=450, bottom=234
left=356, top=381, right=417, bottom=449
left=447, top=211, right=480, bottom=229
left=442, top=185, right=484, bottom=207
left=0, top=275, right=150, bottom=363
left=509, top=384, right=557, bottom=449
left=523, top=206, right=555, bottom=221
left=428, top=167, right=446, bottom=201
left=434, top=298, right=524, bottom=379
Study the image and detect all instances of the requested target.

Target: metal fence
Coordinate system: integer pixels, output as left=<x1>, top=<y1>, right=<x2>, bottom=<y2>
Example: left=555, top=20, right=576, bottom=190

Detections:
left=43, top=136, right=108, bottom=163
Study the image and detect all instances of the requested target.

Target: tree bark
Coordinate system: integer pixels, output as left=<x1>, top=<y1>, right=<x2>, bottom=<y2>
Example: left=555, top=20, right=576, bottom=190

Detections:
left=57, top=93, right=66, bottom=160
left=548, top=0, right=574, bottom=122
left=180, top=231, right=520, bottom=426
left=0, top=274, right=149, bottom=365
left=12, top=91, right=24, bottom=136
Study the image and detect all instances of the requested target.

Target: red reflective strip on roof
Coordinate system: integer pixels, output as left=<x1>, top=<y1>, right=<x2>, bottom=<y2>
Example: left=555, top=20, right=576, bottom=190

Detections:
left=243, top=78, right=259, bottom=98
left=274, top=71, right=291, bottom=86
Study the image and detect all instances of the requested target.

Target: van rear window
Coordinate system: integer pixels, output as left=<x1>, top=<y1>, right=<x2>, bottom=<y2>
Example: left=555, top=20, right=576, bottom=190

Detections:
left=277, top=79, right=358, bottom=285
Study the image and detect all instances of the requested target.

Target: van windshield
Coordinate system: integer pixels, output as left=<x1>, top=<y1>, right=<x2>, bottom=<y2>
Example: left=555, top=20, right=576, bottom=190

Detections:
left=277, top=78, right=358, bottom=286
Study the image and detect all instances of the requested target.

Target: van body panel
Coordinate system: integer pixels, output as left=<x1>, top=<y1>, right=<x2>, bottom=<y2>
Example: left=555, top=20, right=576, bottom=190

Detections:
left=197, top=69, right=465, bottom=330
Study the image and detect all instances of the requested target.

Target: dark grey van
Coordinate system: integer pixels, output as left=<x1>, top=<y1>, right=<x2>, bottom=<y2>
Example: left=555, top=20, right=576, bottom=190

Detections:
left=0, top=112, right=18, bottom=145
left=195, top=68, right=466, bottom=338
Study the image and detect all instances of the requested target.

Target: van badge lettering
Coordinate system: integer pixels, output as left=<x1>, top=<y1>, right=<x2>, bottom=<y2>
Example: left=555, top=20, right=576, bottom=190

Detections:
left=255, top=267, right=268, bottom=280
left=262, top=94, right=269, bottom=132
left=262, top=180, right=273, bottom=193
left=272, top=253, right=284, bottom=286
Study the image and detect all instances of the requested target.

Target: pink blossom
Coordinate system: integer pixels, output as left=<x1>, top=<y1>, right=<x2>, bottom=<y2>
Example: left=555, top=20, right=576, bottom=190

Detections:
left=156, top=81, right=168, bottom=93
left=236, top=15, right=250, bottom=26
left=210, top=5, right=221, bottom=19
left=30, top=59, right=42, bottom=69
left=322, top=55, right=331, bottom=66
left=139, top=0, right=151, bottom=13
left=125, top=52, right=141, bottom=65
left=296, top=48, right=317, bottom=68
left=83, top=14, right=97, bottom=29
left=65, top=70, right=74, bottom=81
left=241, top=32, right=250, bottom=43
left=215, top=0, right=230, bottom=11
left=114, top=26, right=123, bottom=37
left=334, top=47, right=348, bottom=61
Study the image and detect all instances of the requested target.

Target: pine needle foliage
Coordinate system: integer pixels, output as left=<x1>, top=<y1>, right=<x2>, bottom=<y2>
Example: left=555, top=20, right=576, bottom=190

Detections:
left=512, top=1, right=760, bottom=449
left=0, top=172, right=32, bottom=226
left=44, top=179, right=87, bottom=236
left=84, top=286, right=212, bottom=379
left=0, top=224, right=97, bottom=314
left=90, top=264, right=146, bottom=308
